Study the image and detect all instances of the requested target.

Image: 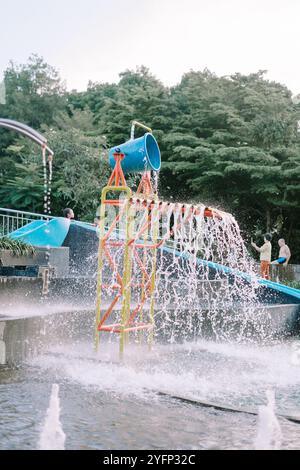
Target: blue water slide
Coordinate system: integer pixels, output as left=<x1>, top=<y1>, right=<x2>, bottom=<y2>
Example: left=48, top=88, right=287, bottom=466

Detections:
left=69, top=223, right=300, bottom=303
left=9, top=218, right=71, bottom=247
left=161, top=245, right=300, bottom=302
left=8, top=217, right=300, bottom=303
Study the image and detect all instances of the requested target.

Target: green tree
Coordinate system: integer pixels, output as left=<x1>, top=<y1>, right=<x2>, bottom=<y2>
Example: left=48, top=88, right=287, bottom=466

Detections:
left=1, top=56, right=300, bottom=261
left=0, top=54, right=66, bottom=129
left=45, top=126, right=109, bottom=221
left=0, top=161, right=44, bottom=212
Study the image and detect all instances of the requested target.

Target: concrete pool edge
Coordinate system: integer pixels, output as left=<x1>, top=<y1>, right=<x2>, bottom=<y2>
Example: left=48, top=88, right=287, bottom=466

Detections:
left=1, top=302, right=300, bottom=368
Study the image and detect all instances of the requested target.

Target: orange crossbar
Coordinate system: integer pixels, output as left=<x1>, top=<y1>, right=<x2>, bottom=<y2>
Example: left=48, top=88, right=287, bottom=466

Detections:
left=103, top=203, right=127, bottom=241
left=99, top=323, right=153, bottom=333
left=133, top=249, right=151, bottom=283
left=103, top=200, right=125, bottom=205
left=102, top=284, right=121, bottom=290
left=98, top=294, right=122, bottom=330
left=103, top=246, right=123, bottom=287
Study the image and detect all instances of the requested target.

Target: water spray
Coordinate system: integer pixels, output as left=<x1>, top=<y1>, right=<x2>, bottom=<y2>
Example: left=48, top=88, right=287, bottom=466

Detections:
left=94, top=121, right=249, bottom=358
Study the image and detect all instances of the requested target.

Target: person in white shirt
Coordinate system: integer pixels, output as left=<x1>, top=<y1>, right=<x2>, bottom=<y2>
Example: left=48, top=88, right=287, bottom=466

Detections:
left=251, top=233, right=272, bottom=280
left=271, top=239, right=291, bottom=266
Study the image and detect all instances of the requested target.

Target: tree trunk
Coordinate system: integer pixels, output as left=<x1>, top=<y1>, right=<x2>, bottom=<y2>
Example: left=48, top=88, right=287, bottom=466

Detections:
left=266, top=208, right=271, bottom=233
left=287, top=218, right=294, bottom=244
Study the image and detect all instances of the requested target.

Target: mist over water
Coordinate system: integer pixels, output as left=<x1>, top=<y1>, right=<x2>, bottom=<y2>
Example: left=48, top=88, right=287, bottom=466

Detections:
left=30, top=340, right=300, bottom=411
left=0, top=338, right=296, bottom=450
left=1, top=321, right=300, bottom=449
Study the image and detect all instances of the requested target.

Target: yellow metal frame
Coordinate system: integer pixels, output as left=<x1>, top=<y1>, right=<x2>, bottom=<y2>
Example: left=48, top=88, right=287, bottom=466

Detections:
left=95, top=126, right=162, bottom=359
left=95, top=181, right=160, bottom=356
left=119, top=189, right=134, bottom=356
left=95, top=184, right=132, bottom=353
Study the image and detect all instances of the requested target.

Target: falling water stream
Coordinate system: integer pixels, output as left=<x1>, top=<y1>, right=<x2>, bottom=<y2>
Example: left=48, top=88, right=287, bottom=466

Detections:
left=38, top=384, right=65, bottom=450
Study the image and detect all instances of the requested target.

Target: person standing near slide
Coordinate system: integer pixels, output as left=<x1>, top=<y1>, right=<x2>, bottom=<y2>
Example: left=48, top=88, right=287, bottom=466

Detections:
left=272, top=239, right=291, bottom=266
left=251, top=234, right=272, bottom=280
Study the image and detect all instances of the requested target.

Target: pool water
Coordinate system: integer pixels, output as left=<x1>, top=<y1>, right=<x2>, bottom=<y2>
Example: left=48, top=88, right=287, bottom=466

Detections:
left=1, top=338, right=300, bottom=450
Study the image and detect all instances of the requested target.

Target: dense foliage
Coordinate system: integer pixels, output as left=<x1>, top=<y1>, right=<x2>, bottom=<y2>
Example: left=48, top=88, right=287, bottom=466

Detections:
left=0, top=56, right=300, bottom=260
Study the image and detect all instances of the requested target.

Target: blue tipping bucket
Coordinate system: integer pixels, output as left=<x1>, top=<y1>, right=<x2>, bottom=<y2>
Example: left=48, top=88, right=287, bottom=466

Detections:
left=108, top=133, right=161, bottom=174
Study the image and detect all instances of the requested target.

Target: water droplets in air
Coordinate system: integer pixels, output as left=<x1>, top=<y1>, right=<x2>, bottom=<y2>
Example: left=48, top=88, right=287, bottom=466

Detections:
left=42, top=146, right=53, bottom=216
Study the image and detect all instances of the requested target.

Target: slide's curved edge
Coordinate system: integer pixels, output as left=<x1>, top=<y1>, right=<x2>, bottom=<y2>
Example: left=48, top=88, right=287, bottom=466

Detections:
left=7, top=218, right=300, bottom=302
left=9, top=218, right=71, bottom=247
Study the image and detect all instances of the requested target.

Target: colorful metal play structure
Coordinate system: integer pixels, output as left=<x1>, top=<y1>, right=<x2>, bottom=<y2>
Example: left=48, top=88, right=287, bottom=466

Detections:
left=95, top=122, right=159, bottom=356
left=94, top=121, right=223, bottom=356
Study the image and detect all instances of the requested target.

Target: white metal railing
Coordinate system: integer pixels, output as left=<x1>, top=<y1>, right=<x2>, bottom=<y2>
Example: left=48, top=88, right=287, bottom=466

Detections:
left=0, top=207, right=54, bottom=236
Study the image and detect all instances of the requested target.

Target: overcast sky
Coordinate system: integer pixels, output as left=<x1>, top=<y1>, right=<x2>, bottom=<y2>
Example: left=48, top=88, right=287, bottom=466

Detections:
left=0, top=0, right=299, bottom=94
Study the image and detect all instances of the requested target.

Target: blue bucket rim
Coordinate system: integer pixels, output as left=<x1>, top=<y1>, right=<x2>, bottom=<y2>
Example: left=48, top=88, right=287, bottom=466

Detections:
left=144, top=133, right=161, bottom=172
